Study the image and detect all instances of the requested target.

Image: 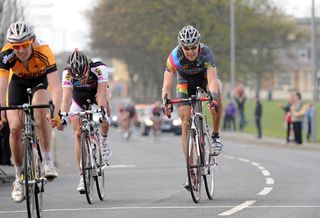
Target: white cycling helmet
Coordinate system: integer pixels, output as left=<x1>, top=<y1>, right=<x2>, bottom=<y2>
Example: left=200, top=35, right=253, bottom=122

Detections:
left=7, top=21, right=35, bottom=43
left=178, top=25, right=201, bottom=47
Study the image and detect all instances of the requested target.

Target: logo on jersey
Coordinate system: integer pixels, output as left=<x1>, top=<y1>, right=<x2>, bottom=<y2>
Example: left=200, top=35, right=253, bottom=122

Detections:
left=95, top=68, right=102, bottom=76
left=182, top=65, right=188, bottom=70
left=2, top=53, right=15, bottom=64
left=65, top=72, right=70, bottom=80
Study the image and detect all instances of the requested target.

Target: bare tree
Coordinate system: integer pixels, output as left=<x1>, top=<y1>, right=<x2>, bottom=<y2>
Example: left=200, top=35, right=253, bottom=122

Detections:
left=0, top=0, right=24, bottom=46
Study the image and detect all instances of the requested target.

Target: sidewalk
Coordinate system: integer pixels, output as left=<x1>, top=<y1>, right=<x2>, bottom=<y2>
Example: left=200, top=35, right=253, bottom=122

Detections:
left=222, top=130, right=320, bottom=151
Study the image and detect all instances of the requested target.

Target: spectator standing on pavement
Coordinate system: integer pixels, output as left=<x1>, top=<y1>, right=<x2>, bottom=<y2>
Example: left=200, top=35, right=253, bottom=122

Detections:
left=306, top=102, right=315, bottom=142
left=223, top=100, right=237, bottom=131
left=280, top=93, right=294, bottom=143
left=235, top=84, right=246, bottom=131
left=291, top=92, right=309, bottom=144
left=255, top=97, right=262, bottom=138
left=0, top=119, right=11, bottom=165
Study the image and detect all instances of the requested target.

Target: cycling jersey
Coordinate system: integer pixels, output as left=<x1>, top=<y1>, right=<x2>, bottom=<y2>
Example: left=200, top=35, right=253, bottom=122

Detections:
left=0, top=39, right=57, bottom=78
left=0, top=39, right=57, bottom=105
left=165, top=43, right=216, bottom=103
left=62, top=60, right=108, bottom=109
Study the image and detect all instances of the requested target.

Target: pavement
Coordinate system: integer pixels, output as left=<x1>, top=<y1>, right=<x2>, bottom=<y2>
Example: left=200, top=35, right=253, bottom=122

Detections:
left=1, top=130, right=319, bottom=185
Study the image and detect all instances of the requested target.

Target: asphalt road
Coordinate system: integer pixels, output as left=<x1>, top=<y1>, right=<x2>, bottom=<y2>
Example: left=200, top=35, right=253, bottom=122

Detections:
left=0, top=127, right=319, bottom=218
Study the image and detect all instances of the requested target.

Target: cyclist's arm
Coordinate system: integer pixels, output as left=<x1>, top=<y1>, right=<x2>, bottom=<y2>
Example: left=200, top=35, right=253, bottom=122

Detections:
left=207, top=67, right=219, bottom=94
left=47, top=70, right=62, bottom=115
left=162, top=70, right=174, bottom=100
left=61, top=86, right=72, bottom=113
left=0, top=74, right=8, bottom=123
left=96, top=81, right=107, bottom=109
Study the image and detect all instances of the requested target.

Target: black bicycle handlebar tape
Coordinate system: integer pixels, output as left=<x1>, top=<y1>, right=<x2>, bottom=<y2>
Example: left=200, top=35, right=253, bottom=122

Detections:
left=49, top=100, right=55, bottom=119
left=163, top=94, right=173, bottom=118
left=98, top=106, right=106, bottom=123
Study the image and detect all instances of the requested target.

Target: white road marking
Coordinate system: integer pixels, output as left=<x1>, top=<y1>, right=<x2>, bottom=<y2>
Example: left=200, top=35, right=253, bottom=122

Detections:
left=266, top=177, right=275, bottom=185
left=108, top=164, right=136, bottom=168
left=237, top=158, right=250, bottom=162
left=258, top=166, right=265, bottom=170
left=2, top=205, right=320, bottom=214
left=258, top=187, right=273, bottom=195
left=223, top=155, right=236, bottom=159
left=262, top=170, right=271, bottom=176
left=251, top=162, right=260, bottom=166
left=218, top=200, right=256, bottom=216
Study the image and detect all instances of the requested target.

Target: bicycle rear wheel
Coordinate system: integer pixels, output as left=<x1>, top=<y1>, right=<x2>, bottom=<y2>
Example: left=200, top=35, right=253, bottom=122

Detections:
left=80, top=132, right=94, bottom=204
left=203, top=130, right=216, bottom=199
left=187, top=130, right=201, bottom=203
left=24, top=138, right=36, bottom=217
left=94, top=138, right=105, bottom=201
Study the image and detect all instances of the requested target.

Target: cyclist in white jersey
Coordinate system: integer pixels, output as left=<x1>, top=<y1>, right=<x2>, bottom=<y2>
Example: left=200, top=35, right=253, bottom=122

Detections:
left=60, top=49, right=112, bottom=193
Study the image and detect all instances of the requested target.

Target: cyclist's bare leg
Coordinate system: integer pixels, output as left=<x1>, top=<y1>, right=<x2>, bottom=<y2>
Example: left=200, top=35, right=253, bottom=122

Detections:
left=178, top=105, right=191, bottom=161
left=208, top=80, right=223, bottom=133
left=71, top=117, right=81, bottom=170
left=32, top=89, right=52, bottom=152
left=7, top=110, right=24, bottom=168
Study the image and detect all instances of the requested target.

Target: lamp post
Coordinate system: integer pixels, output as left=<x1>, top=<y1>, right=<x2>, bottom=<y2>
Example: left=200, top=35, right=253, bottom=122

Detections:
left=311, top=0, right=318, bottom=142
left=230, top=0, right=236, bottom=99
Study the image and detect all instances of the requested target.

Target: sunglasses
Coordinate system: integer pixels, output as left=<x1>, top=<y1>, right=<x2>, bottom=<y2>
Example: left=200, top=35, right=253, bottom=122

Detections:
left=11, top=40, right=32, bottom=50
left=182, top=45, right=198, bottom=51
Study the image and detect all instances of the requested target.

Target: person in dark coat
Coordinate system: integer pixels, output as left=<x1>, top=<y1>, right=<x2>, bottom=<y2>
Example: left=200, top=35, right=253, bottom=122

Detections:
left=255, top=97, right=262, bottom=138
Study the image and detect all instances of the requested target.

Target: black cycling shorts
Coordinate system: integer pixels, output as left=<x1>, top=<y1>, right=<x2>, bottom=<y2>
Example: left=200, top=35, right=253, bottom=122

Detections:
left=8, top=74, right=48, bottom=106
left=176, top=70, right=208, bottom=106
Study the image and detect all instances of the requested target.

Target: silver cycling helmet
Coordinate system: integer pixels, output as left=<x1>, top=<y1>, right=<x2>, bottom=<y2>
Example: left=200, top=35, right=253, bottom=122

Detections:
left=67, top=49, right=90, bottom=80
left=178, top=25, right=201, bottom=47
left=6, top=21, right=35, bottom=43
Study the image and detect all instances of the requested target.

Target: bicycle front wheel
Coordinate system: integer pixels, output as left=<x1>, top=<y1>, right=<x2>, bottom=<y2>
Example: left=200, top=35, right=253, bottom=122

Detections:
left=24, top=138, right=36, bottom=217
left=187, top=130, right=201, bottom=203
left=34, top=143, right=44, bottom=217
left=94, top=137, right=105, bottom=201
left=203, top=130, right=216, bottom=199
left=80, top=132, right=94, bottom=204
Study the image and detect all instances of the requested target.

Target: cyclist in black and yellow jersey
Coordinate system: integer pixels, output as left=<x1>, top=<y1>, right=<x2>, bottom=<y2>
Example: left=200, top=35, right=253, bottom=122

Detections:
left=0, top=21, right=62, bottom=203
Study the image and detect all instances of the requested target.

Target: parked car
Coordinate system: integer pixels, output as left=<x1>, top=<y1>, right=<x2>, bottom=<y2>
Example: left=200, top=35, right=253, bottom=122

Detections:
left=161, top=110, right=182, bottom=135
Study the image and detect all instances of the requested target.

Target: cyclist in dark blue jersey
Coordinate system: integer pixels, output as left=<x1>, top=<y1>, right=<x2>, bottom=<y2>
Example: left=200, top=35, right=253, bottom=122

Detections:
left=161, top=25, right=223, bottom=190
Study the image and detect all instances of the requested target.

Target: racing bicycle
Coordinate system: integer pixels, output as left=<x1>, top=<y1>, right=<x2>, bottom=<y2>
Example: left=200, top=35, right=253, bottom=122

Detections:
left=164, top=87, right=217, bottom=203
left=0, top=88, right=54, bottom=217
left=60, top=105, right=106, bottom=204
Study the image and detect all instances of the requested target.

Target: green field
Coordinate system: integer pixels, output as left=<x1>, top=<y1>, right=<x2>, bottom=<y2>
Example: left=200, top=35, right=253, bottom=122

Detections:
left=205, top=99, right=320, bottom=142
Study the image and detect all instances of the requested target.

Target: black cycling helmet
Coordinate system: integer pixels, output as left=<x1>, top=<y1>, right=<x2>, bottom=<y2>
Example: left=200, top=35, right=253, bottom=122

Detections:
left=178, top=25, right=201, bottom=47
left=67, top=49, right=90, bottom=80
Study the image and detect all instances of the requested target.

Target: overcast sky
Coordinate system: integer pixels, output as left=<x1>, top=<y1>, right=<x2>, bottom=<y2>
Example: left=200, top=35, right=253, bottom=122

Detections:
left=22, top=0, right=319, bottom=54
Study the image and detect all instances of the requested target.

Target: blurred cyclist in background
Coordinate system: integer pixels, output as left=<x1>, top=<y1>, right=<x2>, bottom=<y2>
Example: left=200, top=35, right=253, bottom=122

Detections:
left=161, top=25, right=223, bottom=190
left=151, top=100, right=163, bottom=138
left=60, top=49, right=112, bottom=193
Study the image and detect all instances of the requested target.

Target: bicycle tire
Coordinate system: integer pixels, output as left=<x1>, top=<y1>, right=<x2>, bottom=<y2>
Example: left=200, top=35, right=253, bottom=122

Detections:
left=24, top=137, right=36, bottom=217
left=203, top=130, right=216, bottom=199
left=80, top=132, right=94, bottom=204
left=94, top=136, right=105, bottom=201
left=187, top=130, right=201, bottom=203
left=33, top=144, right=43, bottom=217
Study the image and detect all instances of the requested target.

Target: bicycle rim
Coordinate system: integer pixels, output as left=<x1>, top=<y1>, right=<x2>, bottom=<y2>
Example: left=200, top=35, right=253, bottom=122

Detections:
left=187, top=130, right=201, bottom=203
left=203, top=131, right=216, bottom=199
left=95, top=140, right=105, bottom=201
left=81, top=132, right=93, bottom=204
left=24, top=138, right=36, bottom=217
